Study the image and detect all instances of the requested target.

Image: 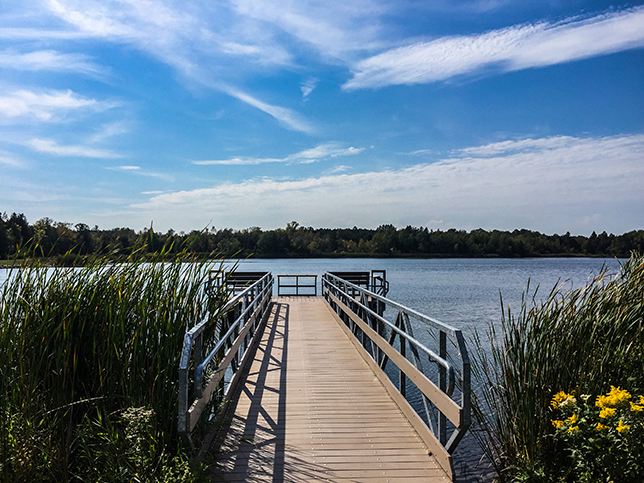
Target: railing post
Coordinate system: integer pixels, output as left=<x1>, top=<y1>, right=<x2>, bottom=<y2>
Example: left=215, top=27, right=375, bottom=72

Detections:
left=233, top=296, right=247, bottom=372
left=399, top=312, right=407, bottom=398
left=194, top=333, right=203, bottom=375
left=438, top=330, right=447, bottom=445
left=177, top=364, right=193, bottom=448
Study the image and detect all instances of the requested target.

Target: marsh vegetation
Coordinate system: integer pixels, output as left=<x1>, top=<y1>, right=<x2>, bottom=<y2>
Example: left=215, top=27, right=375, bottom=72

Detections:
left=0, top=248, right=227, bottom=482
left=472, top=253, right=644, bottom=482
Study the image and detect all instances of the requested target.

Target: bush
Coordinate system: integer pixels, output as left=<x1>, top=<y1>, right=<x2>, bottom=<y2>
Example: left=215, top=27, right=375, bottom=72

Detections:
left=550, top=388, right=644, bottom=482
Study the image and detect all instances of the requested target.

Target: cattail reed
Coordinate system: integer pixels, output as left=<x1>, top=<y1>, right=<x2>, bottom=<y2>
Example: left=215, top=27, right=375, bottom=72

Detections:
left=471, top=253, right=644, bottom=481
left=0, top=246, right=228, bottom=482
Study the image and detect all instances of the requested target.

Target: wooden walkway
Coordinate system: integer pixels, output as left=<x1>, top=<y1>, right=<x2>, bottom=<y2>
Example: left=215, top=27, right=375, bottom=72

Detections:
left=210, top=296, right=449, bottom=482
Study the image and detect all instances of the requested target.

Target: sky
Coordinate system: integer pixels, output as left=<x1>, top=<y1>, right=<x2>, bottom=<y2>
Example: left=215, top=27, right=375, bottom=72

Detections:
left=0, top=0, right=643, bottom=235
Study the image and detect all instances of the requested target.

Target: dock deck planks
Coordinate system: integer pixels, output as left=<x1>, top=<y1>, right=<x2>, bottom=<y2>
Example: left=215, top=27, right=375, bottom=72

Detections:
left=211, top=296, right=449, bottom=482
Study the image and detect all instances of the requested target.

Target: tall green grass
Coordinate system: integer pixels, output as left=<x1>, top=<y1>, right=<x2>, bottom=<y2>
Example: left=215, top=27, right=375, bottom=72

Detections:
left=0, top=248, right=228, bottom=482
left=472, top=253, right=644, bottom=482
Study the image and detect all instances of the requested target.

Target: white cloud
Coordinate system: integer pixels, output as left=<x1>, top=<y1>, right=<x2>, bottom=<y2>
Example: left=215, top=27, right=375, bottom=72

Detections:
left=133, top=134, right=644, bottom=233
left=109, top=165, right=173, bottom=181
left=408, top=149, right=434, bottom=156
left=326, top=165, right=351, bottom=174
left=0, top=27, right=93, bottom=40
left=87, top=121, right=129, bottom=144
left=38, top=0, right=388, bottom=71
left=2, top=0, right=383, bottom=132
left=218, top=40, right=291, bottom=66
left=0, top=49, right=107, bottom=75
left=193, top=143, right=364, bottom=165
left=295, top=144, right=364, bottom=160
left=45, top=0, right=148, bottom=38
left=193, top=157, right=281, bottom=166
left=37, top=0, right=316, bottom=132
left=454, top=136, right=580, bottom=157
left=301, top=77, right=318, bottom=99
left=231, top=0, right=387, bottom=61
left=224, top=88, right=314, bottom=133
left=0, top=151, right=27, bottom=168
left=27, top=138, right=123, bottom=158
left=344, top=6, right=644, bottom=89
left=0, top=89, right=113, bottom=121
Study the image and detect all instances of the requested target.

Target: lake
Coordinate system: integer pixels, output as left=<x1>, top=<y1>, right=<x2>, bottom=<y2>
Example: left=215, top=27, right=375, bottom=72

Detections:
left=0, top=257, right=623, bottom=480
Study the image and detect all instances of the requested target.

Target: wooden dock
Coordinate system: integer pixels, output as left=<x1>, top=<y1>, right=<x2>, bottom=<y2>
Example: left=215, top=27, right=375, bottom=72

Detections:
left=210, top=297, right=450, bottom=482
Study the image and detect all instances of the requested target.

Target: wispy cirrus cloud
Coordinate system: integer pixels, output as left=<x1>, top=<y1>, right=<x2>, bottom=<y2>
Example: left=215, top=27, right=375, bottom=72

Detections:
left=0, top=49, right=107, bottom=75
left=301, top=77, right=318, bottom=100
left=87, top=121, right=130, bottom=144
left=455, top=135, right=581, bottom=157
left=109, top=165, right=173, bottom=181
left=0, top=150, right=27, bottom=168
left=223, top=88, right=314, bottom=133
left=2, top=0, right=383, bottom=132
left=344, top=6, right=644, bottom=89
left=26, top=138, right=124, bottom=158
left=133, top=134, right=644, bottom=233
left=193, top=143, right=364, bottom=165
left=34, top=0, right=316, bottom=132
left=0, top=89, right=115, bottom=122
left=0, top=27, right=92, bottom=40
left=231, top=0, right=387, bottom=61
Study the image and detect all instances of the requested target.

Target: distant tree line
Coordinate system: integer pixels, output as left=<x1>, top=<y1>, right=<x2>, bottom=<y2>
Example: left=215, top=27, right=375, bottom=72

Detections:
left=1, top=213, right=643, bottom=261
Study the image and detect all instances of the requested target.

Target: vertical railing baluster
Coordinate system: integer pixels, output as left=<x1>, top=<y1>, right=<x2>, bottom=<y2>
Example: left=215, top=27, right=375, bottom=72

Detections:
left=194, top=333, right=203, bottom=374
left=438, top=330, right=447, bottom=445
left=399, top=312, right=407, bottom=398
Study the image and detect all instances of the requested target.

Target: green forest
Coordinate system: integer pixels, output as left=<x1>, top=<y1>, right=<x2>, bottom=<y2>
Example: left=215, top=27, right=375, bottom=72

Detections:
left=1, top=212, right=643, bottom=261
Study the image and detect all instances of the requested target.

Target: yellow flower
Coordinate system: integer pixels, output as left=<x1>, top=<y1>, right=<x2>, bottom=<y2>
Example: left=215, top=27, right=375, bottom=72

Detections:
left=630, top=402, right=644, bottom=412
left=595, top=423, right=608, bottom=431
left=552, top=419, right=564, bottom=428
left=616, top=419, right=630, bottom=433
left=596, top=386, right=631, bottom=408
left=552, top=391, right=575, bottom=409
left=567, top=425, right=579, bottom=434
left=566, top=414, right=578, bottom=424
left=640, top=395, right=644, bottom=405
left=599, top=407, right=617, bottom=418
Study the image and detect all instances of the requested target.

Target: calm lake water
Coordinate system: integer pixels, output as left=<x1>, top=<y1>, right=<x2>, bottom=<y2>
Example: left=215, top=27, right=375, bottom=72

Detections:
left=0, top=257, right=623, bottom=481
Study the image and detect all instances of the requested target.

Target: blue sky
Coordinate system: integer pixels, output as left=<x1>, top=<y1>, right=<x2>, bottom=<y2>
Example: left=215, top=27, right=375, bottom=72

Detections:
left=1, top=0, right=643, bottom=234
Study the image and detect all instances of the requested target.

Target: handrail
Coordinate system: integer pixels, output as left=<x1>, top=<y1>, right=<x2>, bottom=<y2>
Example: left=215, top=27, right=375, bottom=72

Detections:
left=328, top=270, right=389, bottom=296
left=322, top=272, right=470, bottom=478
left=277, top=274, right=317, bottom=296
left=178, top=272, right=273, bottom=447
left=341, top=291, right=456, bottom=395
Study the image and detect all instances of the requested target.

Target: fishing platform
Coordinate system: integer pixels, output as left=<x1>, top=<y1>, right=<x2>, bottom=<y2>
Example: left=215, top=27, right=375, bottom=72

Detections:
left=178, top=271, right=471, bottom=482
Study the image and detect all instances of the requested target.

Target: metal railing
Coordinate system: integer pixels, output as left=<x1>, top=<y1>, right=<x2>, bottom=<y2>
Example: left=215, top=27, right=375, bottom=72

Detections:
left=209, top=270, right=270, bottom=295
left=178, top=272, right=273, bottom=446
left=277, top=274, right=317, bottom=296
left=370, top=269, right=389, bottom=296
left=322, top=272, right=470, bottom=479
left=328, top=270, right=390, bottom=297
